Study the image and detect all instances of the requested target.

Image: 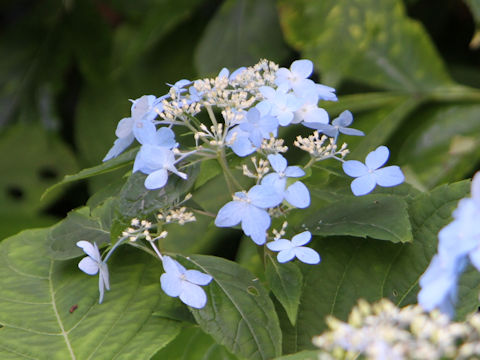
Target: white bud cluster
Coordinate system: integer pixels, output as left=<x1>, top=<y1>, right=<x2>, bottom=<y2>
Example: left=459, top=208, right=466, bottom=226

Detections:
left=260, top=136, right=288, bottom=154
left=272, top=221, right=288, bottom=240
left=294, top=131, right=349, bottom=160
left=122, top=218, right=153, bottom=242
left=314, top=298, right=480, bottom=360
left=242, top=156, right=270, bottom=180
left=158, top=206, right=196, bottom=225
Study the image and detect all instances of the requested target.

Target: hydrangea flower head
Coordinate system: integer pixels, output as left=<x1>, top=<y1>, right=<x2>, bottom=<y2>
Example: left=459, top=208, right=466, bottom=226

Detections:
left=215, top=184, right=283, bottom=245
left=342, top=145, right=404, bottom=196
left=267, top=231, right=320, bottom=264
left=160, top=256, right=213, bottom=309
left=76, top=241, right=110, bottom=304
left=239, top=107, right=278, bottom=147
left=257, top=85, right=301, bottom=126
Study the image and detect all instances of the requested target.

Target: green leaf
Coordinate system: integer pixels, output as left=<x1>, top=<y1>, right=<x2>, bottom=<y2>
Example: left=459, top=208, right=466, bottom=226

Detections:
left=0, top=228, right=181, bottom=359
left=278, top=0, right=452, bottom=90
left=398, top=103, right=480, bottom=189
left=42, top=148, right=137, bottom=200
left=0, top=123, right=78, bottom=214
left=195, top=0, right=289, bottom=76
left=178, top=255, right=282, bottom=360
left=304, top=194, right=412, bottom=243
left=47, top=207, right=110, bottom=260
left=112, top=0, right=205, bottom=75
left=115, top=166, right=199, bottom=220
left=195, top=159, right=222, bottom=190
left=265, top=254, right=303, bottom=326
left=274, top=351, right=319, bottom=360
left=288, top=181, right=476, bottom=350
left=152, top=326, right=239, bottom=360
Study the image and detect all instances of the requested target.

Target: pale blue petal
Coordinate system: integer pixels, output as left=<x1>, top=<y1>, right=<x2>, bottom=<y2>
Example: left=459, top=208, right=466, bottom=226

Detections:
left=78, top=257, right=99, bottom=275
left=294, top=247, right=320, bottom=264
left=261, top=173, right=286, bottom=195
left=338, top=127, right=365, bottom=136
left=259, top=86, right=276, bottom=99
left=162, top=256, right=184, bottom=276
left=248, top=184, right=283, bottom=208
left=133, top=120, right=157, bottom=145
left=291, top=59, right=313, bottom=78
left=160, top=273, right=182, bottom=297
left=304, top=108, right=329, bottom=124
left=275, top=68, right=291, bottom=86
left=241, top=206, right=270, bottom=245
left=316, top=84, right=337, bottom=101
left=184, top=270, right=213, bottom=286
left=115, top=117, right=133, bottom=138
left=103, top=135, right=135, bottom=162
left=365, top=146, right=389, bottom=170
left=267, top=239, right=293, bottom=251
left=98, top=272, right=105, bottom=304
left=351, top=175, right=376, bottom=196
left=374, top=166, right=405, bottom=187
left=291, top=231, right=312, bottom=246
left=258, top=115, right=278, bottom=138
left=342, top=160, right=368, bottom=178
left=277, top=111, right=294, bottom=126
left=215, top=201, right=245, bottom=227
left=302, top=122, right=338, bottom=137
left=285, top=181, right=310, bottom=208
left=155, top=127, right=177, bottom=148
left=332, top=110, right=353, bottom=127
left=77, top=241, right=100, bottom=261
left=227, top=127, right=256, bottom=157
left=99, top=262, right=110, bottom=290
left=285, top=166, right=305, bottom=178
left=145, top=169, right=169, bottom=190
left=218, top=68, right=229, bottom=78
left=180, top=282, right=208, bottom=309
left=268, top=154, right=287, bottom=173
left=277, top=249, right=296, bottom=263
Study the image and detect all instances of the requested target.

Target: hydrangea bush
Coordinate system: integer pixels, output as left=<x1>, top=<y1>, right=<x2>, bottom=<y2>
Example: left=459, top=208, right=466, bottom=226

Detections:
left=2, top=58, right=479, bottom=360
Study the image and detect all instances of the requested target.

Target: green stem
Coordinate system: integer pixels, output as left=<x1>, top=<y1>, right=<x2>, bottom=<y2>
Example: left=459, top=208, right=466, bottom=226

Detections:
left=217, top=148, right=242, bottom=193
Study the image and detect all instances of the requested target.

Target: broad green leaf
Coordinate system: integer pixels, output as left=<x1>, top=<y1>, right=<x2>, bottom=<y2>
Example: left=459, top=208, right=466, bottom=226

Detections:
left=398, top=103, right=480, bottom=189
left=0, top=123, right=78, bottom=214
left=152, top=326, right=238, bottom=360
left=0, top=228, right=181, bottom=359
left=195, top=158, right=222, bottom=189
left=278, top=0, right=452, bottom=90
left=178, top=255, right=282, bottom=360
left=0, top=213, right=57, bottom=241
left=304, top=194, right=412, bottom=243
left=115, top=165, right=198, bottom=220
left=274, top=351, right=319, bottom=360
left=47, top=207, right=110, bottom=260
left=42, top=148, right=137, bottom=200
left=195, top=0, right=289, bottom=76
left=289, top=181, right=477, bottom=349
left=266, top=254, right=303, bottom=325
left=112, top=0, right=205, bottom=75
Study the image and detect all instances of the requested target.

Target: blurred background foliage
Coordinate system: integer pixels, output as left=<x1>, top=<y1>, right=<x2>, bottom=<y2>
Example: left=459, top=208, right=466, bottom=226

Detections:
left=1, top=0, right=480, bottom=241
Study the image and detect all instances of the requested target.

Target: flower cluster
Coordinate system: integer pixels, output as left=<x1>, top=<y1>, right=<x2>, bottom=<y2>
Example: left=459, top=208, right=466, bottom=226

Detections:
left=418, top=171, right=480, bottom=317
left=314, top=299, right=480, bottom=360
left=77, top=59, right=405, bottom=309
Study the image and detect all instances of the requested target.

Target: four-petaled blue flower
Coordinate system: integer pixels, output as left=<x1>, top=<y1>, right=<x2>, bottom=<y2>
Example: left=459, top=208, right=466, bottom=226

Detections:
left=262, top=154, right=310, bottom=208
left=215, top=185, right=283, bottom=245
left=342, top=145, right=404, bottom=196
left=77, top=241, right=110, bottom=304
left=160, top=256, right=213, bottom=309
left=267, top=231, right=320, bottom=264
left=303, top=110, right=364, bottom=140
